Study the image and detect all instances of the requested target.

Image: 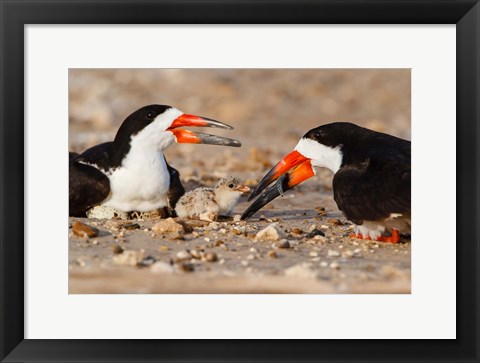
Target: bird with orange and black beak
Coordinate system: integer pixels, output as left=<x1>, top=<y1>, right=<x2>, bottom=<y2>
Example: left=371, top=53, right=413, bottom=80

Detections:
left=69, top=104, right=241, bottom=217
left=241, top=122, right=410, bottom=243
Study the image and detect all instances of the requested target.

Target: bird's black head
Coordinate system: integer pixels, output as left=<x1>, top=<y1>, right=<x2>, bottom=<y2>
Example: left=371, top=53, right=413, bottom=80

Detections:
left=115, top=104, right=172, bottom=142
left=303, top=122, right=361, bottom=149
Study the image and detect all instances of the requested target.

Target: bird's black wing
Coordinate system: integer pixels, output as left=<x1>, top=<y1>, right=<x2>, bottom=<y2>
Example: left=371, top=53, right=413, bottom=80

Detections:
left=333, top=145, right=410, bottom=225
left=76, top=142, right=115, bottom=172
left=69, top=151, right=110, bottom=217
left=165, top=160, right=185, bottom=215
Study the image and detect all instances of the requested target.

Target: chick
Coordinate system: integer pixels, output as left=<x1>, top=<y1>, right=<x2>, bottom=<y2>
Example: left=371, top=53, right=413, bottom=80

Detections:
left=175, top=176, right=250, bottom=221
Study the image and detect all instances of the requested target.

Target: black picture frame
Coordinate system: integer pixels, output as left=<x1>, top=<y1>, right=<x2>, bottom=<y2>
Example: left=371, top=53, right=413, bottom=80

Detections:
left=1, top=1, right=479, bottom=362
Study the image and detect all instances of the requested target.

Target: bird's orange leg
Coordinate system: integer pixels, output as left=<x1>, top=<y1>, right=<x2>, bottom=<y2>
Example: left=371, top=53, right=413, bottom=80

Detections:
left=349, top=229, right=400, bottom=243
left=376, top=229, right=400, bottom=243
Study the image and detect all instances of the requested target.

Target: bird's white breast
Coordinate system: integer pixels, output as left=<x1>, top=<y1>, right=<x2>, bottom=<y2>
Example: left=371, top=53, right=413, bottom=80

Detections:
left=102, top=135, right=175, bottom=212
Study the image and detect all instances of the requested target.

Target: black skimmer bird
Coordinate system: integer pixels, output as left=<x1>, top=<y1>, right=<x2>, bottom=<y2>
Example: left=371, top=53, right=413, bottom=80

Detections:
left=69, top=104, right=241, bottom=218
left=175, top=176, right=250, bottom=221
left=241, top=122, right=410, bottom=243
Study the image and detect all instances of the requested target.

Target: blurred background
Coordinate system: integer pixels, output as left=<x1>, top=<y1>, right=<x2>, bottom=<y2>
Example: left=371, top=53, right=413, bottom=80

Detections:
left=69, top=69, right=410, bottom=187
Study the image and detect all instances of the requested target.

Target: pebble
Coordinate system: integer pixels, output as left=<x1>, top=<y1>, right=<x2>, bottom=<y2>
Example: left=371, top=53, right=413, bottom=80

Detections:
left=290, top=227, right=304, bottom=235
left=330, top=261, right=340, bottom=269
left=112, top=249, right=145, bottom=266
left=267, top=250, right=277, bottom=258
left=255, top=223, right=287, bottom=241
left=327, top=218, right=342, bottom=225
left=327, top=250, right=341, bottom=257
left=152, top=218, right=185, bottom=235
left=219, top=228, right=227, bottom=234
left=112, top=245, right=124, bottom=254
left=306, top=229, right=325, bottom=239
left=247, top=254, right=255, bottom=260
left=72, top=221, right=98, bottom=238
left=150, top=261, right=174, bottom=274
left=309, top=251, right=319, bottom=257
left=138, top=256, right=156, bottom=267
left=204, top=237, right=211, bottom=242
left=76, top=258, right=86, bottom=267
left=208, top=222, right=220, bottom=230
left=284, top=263, right=318, bottom=279
left=249, top=247, right=258, bottom=253
left=176, top=250, right=191, bottom=260
left=159, top=245, right=169, bottom=251
left=233, top=214, right=242, bottom=222
left=278, top=240, right=291, bottom=249
left=190, top=250, right=203, bottom=259
left=121, top=223, right=140, bottom=230
left=205, top=252, right=218, bottom=262
left=176, top=262, right=195, bottom=272
left=214, top=240, right=224, bottom=246
left=320, top=261, right=328, bottom=267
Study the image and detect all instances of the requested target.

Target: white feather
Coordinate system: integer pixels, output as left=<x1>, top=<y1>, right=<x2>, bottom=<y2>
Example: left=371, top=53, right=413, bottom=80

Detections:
left=294, top=138, right=343, bottom=173
left=101, top=108, right=183, bottom=211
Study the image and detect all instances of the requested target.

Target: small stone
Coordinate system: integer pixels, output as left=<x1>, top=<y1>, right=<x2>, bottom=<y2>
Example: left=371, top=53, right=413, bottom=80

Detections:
left=112, top=245, right=124, bottom=254
left=278, top=240, right=291, bottom=249
left=233, top=214, right=241, bottom=222
left=150, top=261, right=174, bottom=274
left=255, top=223, right=287, bottom=241
left=284, top=263, right=318, bottom=279
left=204, top=237, right=210, bottom=242
left=330, top=261, right=340, bottom=269
left=249, top=247, right=258, bottom=253
left=205, top=252, right=218, bottom=262
left=76, top=258, right=86, bottom=267
left=290, top=227, right=304, bottom=235
left=219, top=259, right=226, bottom=265
left=309, top=251, right=318, bottom=257
left=190, top=250, right=203, bottom=259
left=231, top=227, right=243, bottom=235
left=121, top=223, right=140, bottom=230
left=176, top=262, right=195, bottom=272
left=327, top=250, right=341, bottom=257
left=241, top=260, right=249, bottom=266
left=152, top=218, right=185, bottom=234
left=315, top=206, right=326, bottom=216
left=208, top=222, right=220, bottom=230
left=320, top=261, right=328, bottom=267
left=112, top=249, right=145, bottom=266
left=306, top=229, right=325, bottom=239
left=214, top=240, right=224, bottom=246
left=219, top=228, right=227, bottom=234
left=72, top=221, right=98, bottom=238
left=176, top=250, right=191, bottom=260
left=159, top=245, right=169, bottom=251
left=327, top=218, right=342, bottom=225
left=138, top=256, right=156, bottom=267
left=267, top=250, right=277, bottom=258
left=247, top=254, right=255, bottom=260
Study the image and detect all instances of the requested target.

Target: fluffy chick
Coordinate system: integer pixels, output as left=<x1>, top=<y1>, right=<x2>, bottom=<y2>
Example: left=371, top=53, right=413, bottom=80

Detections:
left=175, top=176, right=250, bottom=221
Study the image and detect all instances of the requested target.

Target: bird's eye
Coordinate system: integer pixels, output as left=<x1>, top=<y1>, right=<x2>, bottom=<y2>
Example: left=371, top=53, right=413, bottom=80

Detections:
left=228, top=184, right=234, bottom=188
left=146, top=111, right=155, bottom=120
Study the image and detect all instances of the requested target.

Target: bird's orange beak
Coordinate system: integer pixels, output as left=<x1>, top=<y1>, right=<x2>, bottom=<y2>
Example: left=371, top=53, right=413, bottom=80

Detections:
left=168, top=114, right=241, bottom=147
left=241, top=150, right=315, bottom=220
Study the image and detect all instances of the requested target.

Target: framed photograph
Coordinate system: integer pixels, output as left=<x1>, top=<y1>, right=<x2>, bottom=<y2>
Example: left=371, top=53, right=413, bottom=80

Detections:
left=1, top=0, right=479, bottom=362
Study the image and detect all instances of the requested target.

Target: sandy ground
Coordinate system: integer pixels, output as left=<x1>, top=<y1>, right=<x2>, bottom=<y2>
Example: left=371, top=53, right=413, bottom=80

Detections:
left=69, top=69, right=411, bottom=293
